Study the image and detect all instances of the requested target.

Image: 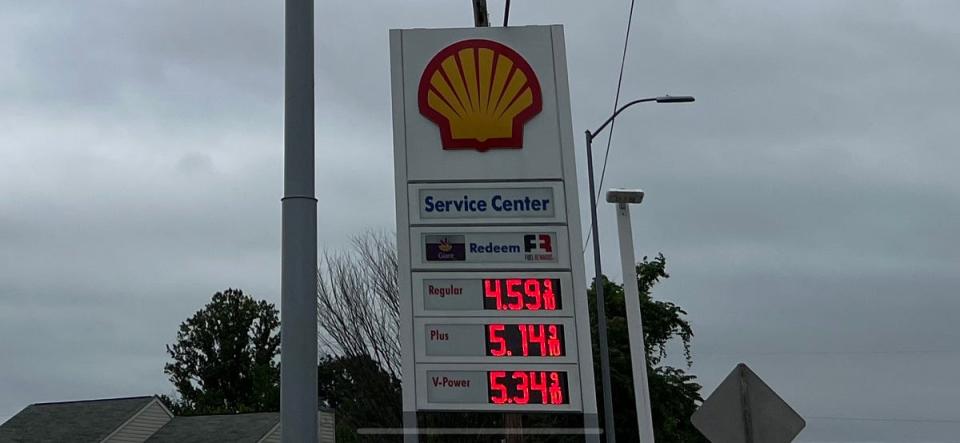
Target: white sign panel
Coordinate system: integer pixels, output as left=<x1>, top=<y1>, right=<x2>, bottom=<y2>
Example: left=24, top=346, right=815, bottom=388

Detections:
left=396, top=28, right=566, bottom=182
left=391, top=25, right=597, bottom=417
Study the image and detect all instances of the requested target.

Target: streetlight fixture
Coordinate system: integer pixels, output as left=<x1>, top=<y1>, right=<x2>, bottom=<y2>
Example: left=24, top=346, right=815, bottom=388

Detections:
left=655, top=95, right=695, bottom=103
left=585, top=95, right=694, bottom=443
left=606, top=188, right=655, bottom=443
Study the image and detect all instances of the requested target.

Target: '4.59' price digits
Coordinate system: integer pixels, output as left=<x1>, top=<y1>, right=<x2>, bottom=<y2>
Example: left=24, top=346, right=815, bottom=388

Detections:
left=483, top=278, right=561, bottom=311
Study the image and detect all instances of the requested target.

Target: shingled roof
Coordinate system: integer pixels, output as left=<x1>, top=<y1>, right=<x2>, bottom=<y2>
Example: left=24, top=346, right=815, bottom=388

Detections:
left=146, top=412, right=279, bottom=443
left=0, top=397, right=332, bottom=443
left=0, top=396, right=155, bottom=442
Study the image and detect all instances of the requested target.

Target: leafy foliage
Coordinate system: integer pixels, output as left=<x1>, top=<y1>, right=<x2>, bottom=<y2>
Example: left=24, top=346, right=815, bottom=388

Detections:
left=588, top=254, right=707, bottom=442
left=163, top=288, right=280, bottom=415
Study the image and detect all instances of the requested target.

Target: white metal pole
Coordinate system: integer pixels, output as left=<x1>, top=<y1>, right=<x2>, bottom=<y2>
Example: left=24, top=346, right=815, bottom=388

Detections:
left=281, top=0, right=318, bottom=441
left=613, top=202, right=656, bottom=442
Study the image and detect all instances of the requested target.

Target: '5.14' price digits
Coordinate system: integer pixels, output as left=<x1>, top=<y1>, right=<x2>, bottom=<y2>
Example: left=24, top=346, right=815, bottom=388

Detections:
left=486, top=324, right=564, bottom=357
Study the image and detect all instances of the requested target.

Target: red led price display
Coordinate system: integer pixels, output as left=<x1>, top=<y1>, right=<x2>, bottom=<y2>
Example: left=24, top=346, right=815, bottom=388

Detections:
left=483, top=278, right=562, bottom=311
left=488, top=370, right=569, bottom=405
left=485, top=324, right=565, bottom=357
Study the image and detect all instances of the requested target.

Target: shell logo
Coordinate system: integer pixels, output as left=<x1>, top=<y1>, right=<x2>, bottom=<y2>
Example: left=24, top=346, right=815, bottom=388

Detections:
left=418, top=39, right=543, bottom=151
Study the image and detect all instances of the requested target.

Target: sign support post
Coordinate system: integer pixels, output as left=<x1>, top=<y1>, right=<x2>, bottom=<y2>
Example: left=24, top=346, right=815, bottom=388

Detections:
left=281, top=0, right=318, bottom=441
left=610, top=197, right=655, bottom=442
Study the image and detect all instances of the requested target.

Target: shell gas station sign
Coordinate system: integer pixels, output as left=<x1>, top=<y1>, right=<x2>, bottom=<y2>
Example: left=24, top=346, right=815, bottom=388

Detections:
left=391, top=25, right=598, bottom=421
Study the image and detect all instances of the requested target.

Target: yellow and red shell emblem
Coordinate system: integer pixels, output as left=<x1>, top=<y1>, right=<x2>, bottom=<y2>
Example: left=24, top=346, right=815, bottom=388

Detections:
left=418, top=39, right=543, bottom=151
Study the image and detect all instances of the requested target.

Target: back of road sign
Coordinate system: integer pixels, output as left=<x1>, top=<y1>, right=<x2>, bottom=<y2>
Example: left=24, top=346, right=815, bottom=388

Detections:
left=390, top=24, right=599, bottom=425
left=691, top=363, right=806, bottom=443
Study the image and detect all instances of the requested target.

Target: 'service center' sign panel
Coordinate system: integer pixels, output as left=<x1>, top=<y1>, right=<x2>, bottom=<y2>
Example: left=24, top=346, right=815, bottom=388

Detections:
left=409, top=182, right=568, bottom=225
left=391, top=25, right=597, bottom=414
left=420, top=187, right=555, bottom=219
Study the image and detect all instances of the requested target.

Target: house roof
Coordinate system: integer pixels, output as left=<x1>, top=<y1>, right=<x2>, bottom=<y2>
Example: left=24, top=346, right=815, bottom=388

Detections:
left=146, top=412, right=279, bottom=443
left=0, top=396, right=155, bottom=443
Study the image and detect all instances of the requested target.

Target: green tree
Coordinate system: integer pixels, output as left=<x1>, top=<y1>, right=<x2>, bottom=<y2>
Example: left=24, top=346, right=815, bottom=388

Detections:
left=589, top=254, right=707, bottom=442
left=162, top=288, right=281, bottom=415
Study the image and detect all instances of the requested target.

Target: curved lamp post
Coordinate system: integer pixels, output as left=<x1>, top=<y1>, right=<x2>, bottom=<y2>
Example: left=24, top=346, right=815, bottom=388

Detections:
left=585, top=95, right=694, bottom=443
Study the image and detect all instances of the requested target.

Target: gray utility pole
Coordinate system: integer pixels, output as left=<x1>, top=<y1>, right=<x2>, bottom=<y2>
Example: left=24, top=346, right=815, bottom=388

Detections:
left=585, top=130, right=617, bottom=443
left=472, top=0, right=490, bottom=26
left=281, top=0, right=318, bottom=442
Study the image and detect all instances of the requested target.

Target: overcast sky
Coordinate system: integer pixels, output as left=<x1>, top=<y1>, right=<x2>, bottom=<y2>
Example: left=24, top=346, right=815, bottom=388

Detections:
left=2, top=1, right=959, bottom=441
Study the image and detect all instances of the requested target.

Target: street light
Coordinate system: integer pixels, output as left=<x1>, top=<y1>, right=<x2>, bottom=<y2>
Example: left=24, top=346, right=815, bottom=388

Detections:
left=606, top=188, right=655, bottom=443
left=585, top=95, right=694, bottom=443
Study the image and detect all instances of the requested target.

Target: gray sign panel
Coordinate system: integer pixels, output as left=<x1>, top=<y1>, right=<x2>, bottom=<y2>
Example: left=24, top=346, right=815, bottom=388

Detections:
left=418, top=186, right=556, bottom=219
left=422, top=279, right=482, bottom=311
left=423, top=324, right=485, bottom=356
left=691, top=363, right=806, bottom=443
left=425, top=370, right=489, bottom=404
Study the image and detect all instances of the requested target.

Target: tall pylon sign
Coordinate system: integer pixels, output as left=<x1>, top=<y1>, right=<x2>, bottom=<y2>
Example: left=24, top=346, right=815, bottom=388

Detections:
left=390, top=25, right=599, bottom=428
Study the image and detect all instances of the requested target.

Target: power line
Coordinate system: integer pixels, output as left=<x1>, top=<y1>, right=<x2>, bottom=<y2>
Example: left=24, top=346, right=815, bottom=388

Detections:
left=807, top=416, right=960, bottom=424
left=696, top=349, right=960, bottom=357
left=584, top=0, right=637, bottom=254
left=596, top=0, right=637, bottom=202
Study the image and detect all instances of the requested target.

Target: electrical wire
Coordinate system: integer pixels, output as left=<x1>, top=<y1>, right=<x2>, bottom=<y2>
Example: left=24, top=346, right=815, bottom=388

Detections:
left=584, top=0, right=638, bottom=253
left=597, top=0, right=637, bottom=202
left=806, top=416, right=960, bottom=424
left=696, top=349, right=960, bottom=356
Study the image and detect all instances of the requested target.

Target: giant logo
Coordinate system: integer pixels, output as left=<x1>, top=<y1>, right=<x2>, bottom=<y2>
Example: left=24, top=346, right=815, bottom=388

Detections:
left=425, top=235, right=466, bottom=261
left=418, top=39, right=543, bottom=151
